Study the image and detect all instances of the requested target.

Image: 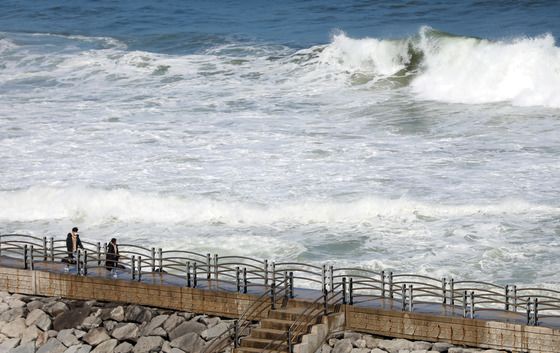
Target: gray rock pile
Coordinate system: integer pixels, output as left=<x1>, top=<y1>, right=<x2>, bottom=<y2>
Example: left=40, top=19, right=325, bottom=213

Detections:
left=0, top=292, right=233, bottom=353
left=317, top=332, right=511, bottom=353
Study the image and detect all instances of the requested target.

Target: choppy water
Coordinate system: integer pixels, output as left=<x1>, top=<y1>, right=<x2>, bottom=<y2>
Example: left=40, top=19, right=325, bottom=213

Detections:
left=1, top=1, right=560, bottom=286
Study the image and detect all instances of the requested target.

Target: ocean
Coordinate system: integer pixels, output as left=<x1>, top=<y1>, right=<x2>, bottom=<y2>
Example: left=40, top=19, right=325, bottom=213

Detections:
left=1, top=0, right=559, bottom=286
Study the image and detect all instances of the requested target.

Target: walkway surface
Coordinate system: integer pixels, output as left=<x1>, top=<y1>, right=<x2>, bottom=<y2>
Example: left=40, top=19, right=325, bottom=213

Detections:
left=2, top=255, right=558, bottom=329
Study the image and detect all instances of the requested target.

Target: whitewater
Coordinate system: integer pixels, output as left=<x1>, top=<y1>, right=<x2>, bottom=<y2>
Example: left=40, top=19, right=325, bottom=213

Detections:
left=1, top=26, right=560, bottom=286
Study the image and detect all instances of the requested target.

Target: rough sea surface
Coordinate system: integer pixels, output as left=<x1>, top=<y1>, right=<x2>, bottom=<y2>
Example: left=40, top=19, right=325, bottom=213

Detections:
left=1, top=1, right=560, bottom=286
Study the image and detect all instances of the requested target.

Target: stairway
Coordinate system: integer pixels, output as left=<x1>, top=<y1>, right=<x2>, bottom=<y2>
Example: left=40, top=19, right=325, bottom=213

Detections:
left=235, top=306, right=317, bottom=353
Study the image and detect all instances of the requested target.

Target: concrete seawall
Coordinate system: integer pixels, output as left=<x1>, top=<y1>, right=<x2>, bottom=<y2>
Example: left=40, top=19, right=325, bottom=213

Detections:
left=1, top=266, right=559, bottom=352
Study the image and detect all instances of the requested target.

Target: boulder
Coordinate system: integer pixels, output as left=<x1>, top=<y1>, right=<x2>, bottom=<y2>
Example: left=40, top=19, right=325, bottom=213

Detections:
left=114, top=341, right=134, bottom=353
left=343, top=332, right=361, bottom=341
left=0, top=337, right=21, bottom=350
left=371, top=349, right=387, bottom=353
left=64, top=344, right=93, bottom=353
left=111, top=323, right=139, bottom=341
left=132, top=336, right=164, bottom=353
left=37, top=330, right=50, bottom=347
left=332, top=339, right=353, bottom=353
left=317, top=343, right=332, bottom=353
left=0, top=302, right=9, bottom=314
left=110, top=306, right=125, bottom=322
left=73, top=329, right=87, bottom=339
left=44, top=302, right=70, bottom=317
left=26, top=309, right=52, bottom=331
left=199, top=316, right=220, bottom=328
left=90, top=339, right=118, bottom=353
left=349, top=349, right=369, bottom=353
left=141, top=314, right=169, bottom=336
left=48, top=330, right=59, bottom=337
left=413, top=341, right=433, bottom=351
left=150, top=327, right=167, bottom=337
left=10, top=341, right=36, bottom=353
left=7, top=298, right=26, bottom=309
left=201, top=322, right=230, bottom=340
left=363, top=336, right=380, bottom=349
left=80, top=316, right=102, bottom=331
left=1, top=317, right=26, bottom=338
left=21, top=325, right=42, bottom=344
left=58, top=329, right=80, bottom=347
left=37, top=338, right=67, bottom=353
left=27, top=300, right=44, bottom=312
left=432, top=342, right=453, bottom=352
left=0, top=307, right=24, bottom=322
left=103, top=320, right=117, bottom=332
left=125, top=305, right=152, bottom=324
left=82, top=327, right=110, bottom=346
left=53, top=307, right=91, bottom=331
left=163, top=314, right=184, bottom=332
left=168, top=321, right=206, bottom=340
left=170, top=332, right=205, bottom=353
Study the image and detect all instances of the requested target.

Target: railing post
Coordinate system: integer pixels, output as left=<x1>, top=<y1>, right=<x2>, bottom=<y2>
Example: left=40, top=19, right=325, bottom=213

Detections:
left=470, top=291, right=475, bottom=319
left=76, top=249, right=81, bottom=275
left=329, top=265, right=334, bottom=293
left=505, top=285, right=510, bottom=311
left=323, top=287, right=328, bottom=315
left=213, top=254, right=218, bottom=281
left=513, top=285, right=517, bottom=312
left=526, top=298, right=531, bottom=325
left=450, top=278, right=455, bottom=305
left=401, top=284, right=407, bottom=311
left=349, top=278, right=353, bottom=305
left=96, top=242, right=101, bottom=266
left=272, top=261, right=276, bottom=286
left=409, top=284, right=413, bottom=312
left=534, top=298, right=539, bottom=326
left=271, top=281, right=276, bottom=310
left=0, top=235, right=2, bottom=257
left=264, top=259, right=269, bottom=288
left=389, top=272, right=393, bottom=298
left=151, top=247, right=156, bottom=272
left=442, top=278, right=447, bottom=304
left=30, top=245, right=34, bottom=270
left=284, top=271, right=289, bottom=299
left=206, top=253, right=211, bottom=279
left=103, top=243, right=107, bottom=266
left=83, top=250, right=88, bottom=276
left=158, top=248, right=163, bottom=273
left=463, top=291, right=467, bottom=318
left=243, top=267, right=248, bottom=294
left=287, top=328, right=293, bottom=353
left=186, top=261, right=191, bottom=287
left=236, top=267, right=241, bottom=292
left=138, top=256, right=142, bottom=282
left=289, top=271, right=294, bottom=298
left=23, top=244, right=27, bottom=270
left=50, top=237, right=54, bottom=262
left=43, top=237, right=47, bottom=261
left=321, top=264, right=326, bottom=292
left=342, top=277, right=347, bottom=304
left=131, top=255, right=136, bottom=280
left=233, top=320, right=239, bottom=348
left=193, top=263, right=198, bottom=288
left=381, top=270, right=385, bottom=297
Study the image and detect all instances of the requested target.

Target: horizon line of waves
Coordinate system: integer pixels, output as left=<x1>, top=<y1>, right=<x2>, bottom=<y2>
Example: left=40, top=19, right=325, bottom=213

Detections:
left=0, top=186, right=558, bottom=225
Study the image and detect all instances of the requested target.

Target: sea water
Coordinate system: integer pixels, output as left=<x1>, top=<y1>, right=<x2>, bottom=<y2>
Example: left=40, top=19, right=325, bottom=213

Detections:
left=1, top=1, right=559, bottom=286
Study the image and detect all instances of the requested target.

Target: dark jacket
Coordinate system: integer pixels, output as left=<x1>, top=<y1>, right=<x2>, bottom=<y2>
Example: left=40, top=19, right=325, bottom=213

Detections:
left=66, top=233, right=84, bottom=253
left=105, top=242, right=120, bottom=270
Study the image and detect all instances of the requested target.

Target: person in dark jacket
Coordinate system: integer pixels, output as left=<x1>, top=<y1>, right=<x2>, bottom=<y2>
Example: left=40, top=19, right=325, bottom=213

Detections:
left=66, top=227, right=84, bottom=263
left=105, top=238, right=120, bottom=270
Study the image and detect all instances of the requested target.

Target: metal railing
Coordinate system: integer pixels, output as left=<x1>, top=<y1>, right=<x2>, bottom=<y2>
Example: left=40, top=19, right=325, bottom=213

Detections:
left=0, top=233, right=557, bottom=327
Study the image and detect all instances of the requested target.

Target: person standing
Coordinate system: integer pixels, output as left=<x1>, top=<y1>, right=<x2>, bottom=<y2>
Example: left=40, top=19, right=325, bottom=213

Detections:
left=105, top=238, right=120, bottom=271
left=66, top=227, right=84, bottom=263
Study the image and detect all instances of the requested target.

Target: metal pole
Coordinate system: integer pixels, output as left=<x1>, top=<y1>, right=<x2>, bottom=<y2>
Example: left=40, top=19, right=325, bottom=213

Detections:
left=463, top=291, right=467, bottom=318
left=43, top=237, right=47, bottom=261
left=342, top=277, right=347, bottom=304
left=213, top=254, right=218, bottom=281
left=102, top=243, right=107, bottom=267
left=284, top=271, right=289, bottom=299
left=50, top=237, right=54, bottom=262
left=289, top=271, right=294, bottom=298
left=534, top=298, right=539, bottom=326
left=83, top=250, right=88, bottom=276
left=264, top=259, right=268, bottom=288
left=409, top=284, right=413, bottom=312
left=470, top=291, right=475, bottom=319
left=206, top=253, right=211, bottom=279
left=96, top=242, right=101, bottom=266
left=450, top=278, right=455, bottom=305
left=193, top=263, right=198, bottom=288
left=513, top=285, right=517, bottom=312
left=30, top=245, right=34, bottom=270
left=329, top=265, right=334, bottom=293
left=505, top=285, right=509, bottom=311
left=158, top=248, right=163, bottom=273
left=76, top=249, right=81, bottom=275
left=138, top=256, right=142, bottom=282
left=401, top=285, right=407, bottom=311
left=323, top=287, right=328, bottom=315
left=287, top=328, right=293, bottom=353
left=271, top=281, right=276, bottom=310
left=321, top=264, right=326, bottom=292
left=151, top=247, right=156, bottom=272
left=526, top=298, right=531, bottom=325
left=186, top=261, right=191, bottom=287
left=233, top=320, right=238, bottom=348
left=243, top=267, right=247, bottom=294
left=349, top=278, right=353, bottom=305
left=389, top=272, right=393, bottom=299
left=442, top=278, right=447, bottom=304
left=381, top=270, right=385, bottom=297
left=131, top=255, right=136, bottom=280
left=272, top=262, right=276, bottom=286
left=236, top=267, right=240, bottom=292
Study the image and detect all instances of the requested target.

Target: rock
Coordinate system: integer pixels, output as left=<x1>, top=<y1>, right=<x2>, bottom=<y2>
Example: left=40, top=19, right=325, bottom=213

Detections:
left=48, top=330, right=59, bottom=337
left=371, top=349, right=387, bottom=353
left=150, top=327, right=167, bottom=337
left=64, top=344, right=93, bottom=353
left=141, top=314, right=169, bottom=336
left=44, top=302, right=70, bottom=317
left=7, top=298, right=26, bottom=309
left=200, top=316, right=220, bottom=328
left=432, top=343, right=453, bottom=352
left=27, top=300, right=44, bottom=312
left=0, top=303, right=9, bottom=314
left=0, top=307, right=24, bottom=322
left=21, top=325, right=42, bottom=344
left=114, top=341, right=134, bottom=353
left=125, top=305, right=152, bottom=324
left=349, top=349, right=369, bottom=353
left=1, top=317, right=26, bottom=338
left=179, top=312, right=194, bottom=320
left=364, top=336, right=380, bottom=348
left=90, top=339, right=118, bottom=353
left=344, top=332, right=361, bottom=341
left=168, top=321, right=206, bottom=340
left=111, top=323, right=139, bottom=341
left=328, top=338, right=338, bottom=347
left=332, top=339, right=353, bottom=353
left=170, top=332, right=205, bottom=353
left=73, top=329, right=86, bottom=339
left=82, top=327, right=110, bottom=346
left=161, top=341, right=172, bottom=353
left=37, top=330, right=50, bottom=347
left=133, top=336, right=164, bottom=353
left=58, top=329, right=80, bottom=347
left=10, top=341, right=36, bottom=353
left=413, top=342, right=433, bottom=351
left=37, top=338, right=67, bottom=353
left=378, top=338, right=414, bottom=353
left=103, top=320, right=117, bottom=332
left=26, top=309, right=52, bottom=331
left=54, top=307, right=92, bottom=331
left=317, top=343, right=332, bottom=353
left=163, top=314, right=185, bottom=333
left=0, top=337, right=21, bottom=350
left=353, top=339, right=366, bottom=348
left=80, top=316, right=102, bottom=331
left=110, top=306, right=125, bottom=322
left=201, top=322, right=230, bottom=340
left=170, top=349, right=186, bottom=353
